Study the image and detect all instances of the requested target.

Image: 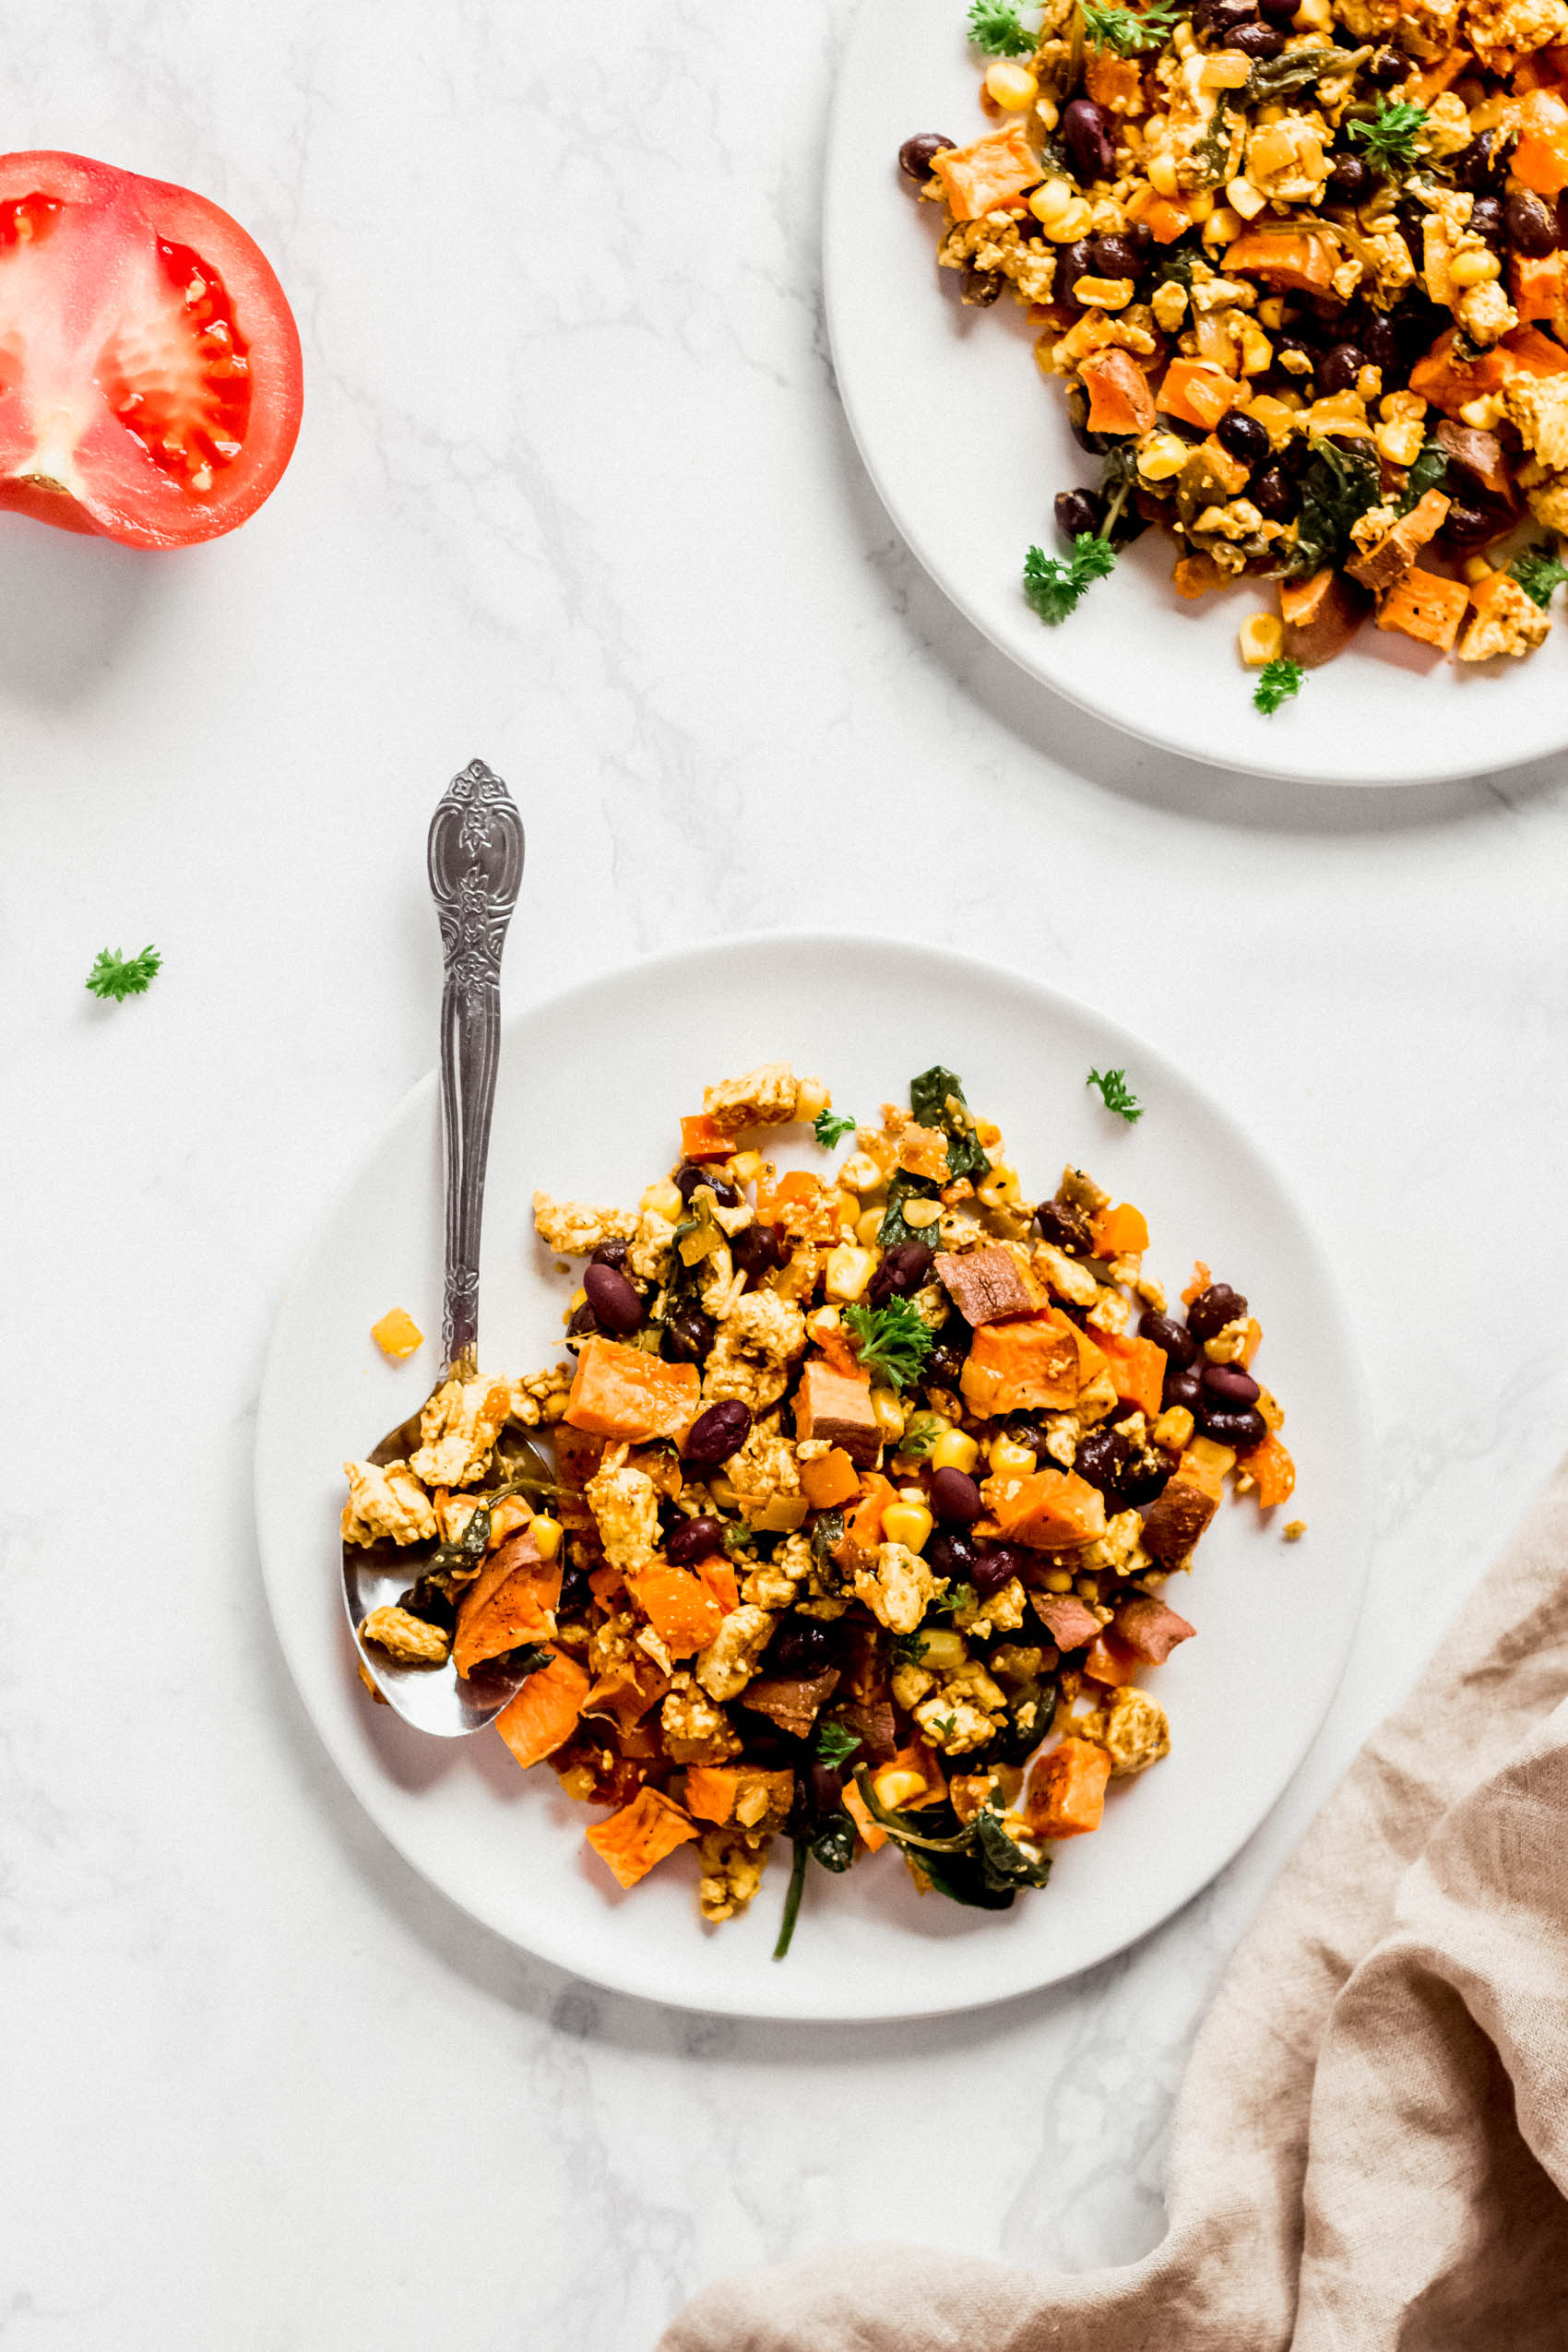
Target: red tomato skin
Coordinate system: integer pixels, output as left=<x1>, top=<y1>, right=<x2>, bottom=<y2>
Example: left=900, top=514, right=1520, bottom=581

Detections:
left=0, top=150, right=303, bottom=549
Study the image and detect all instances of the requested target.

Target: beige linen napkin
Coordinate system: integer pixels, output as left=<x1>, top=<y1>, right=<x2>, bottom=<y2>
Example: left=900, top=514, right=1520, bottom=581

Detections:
left=658, top=1457, right=1568, bottom=2351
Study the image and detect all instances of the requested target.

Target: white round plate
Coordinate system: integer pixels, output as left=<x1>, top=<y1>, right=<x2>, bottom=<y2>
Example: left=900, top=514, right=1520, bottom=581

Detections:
left=256, top=936, right=1371, bottom=2019
left=824, top=0, right=1568, bottom=784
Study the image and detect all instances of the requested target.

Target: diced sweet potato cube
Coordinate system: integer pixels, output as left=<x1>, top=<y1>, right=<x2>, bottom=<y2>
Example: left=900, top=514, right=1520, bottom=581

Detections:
left=1376, top=565, right=1468, bottom=653
left=1239, top=1431, right=1296, bottom=1507
left=984, top=1467, right=1107, bottom=1550
left=1432, top=420, right=1514, bottom=502
left=1139, top=1467, right=1219, bottom=1564
left=931, top=123, right=1039, bottom=220
left=494, top=1650, right=591, bottom=1770
left=934, top=1244, right=1043, bottom=1326
left=564, top=1336, right=701, bottom=1443
left=680, top=1113, right=732, bottom=1161
left=1112, top=1595, right=1195, bottom=1663
left=897, top=1123, right=951, bottom=1182
left=1223, top=227, right=1336, bottom=291
left=371, top=1307, right=423, bottom=1360
left=960, top=1312, right=1082, bottom=1417
left=1158, top=358, right=1245, bottom=434
left=1346, top=489, right=1451, bottom=594
left=1082, top=345, right=1157, bottom=436
left=684, top=1765, right=740, bottom=1824
left=692, top=1552, right=740, bottom=1613
left=585, top=1786, right=698, bottom=1889
left=794, top=1359, right=880, bottom=1466
left=798, top=1445, right=862, bottom=1508
left=1022, top=1738, right=1111, bottom=1838
left=1090, top=1202, right=1149, bottom=1256
left=1279, top=567, right=1369, bottom=667
left=626, top=1565, right=726, bottom=1659
left=1090, top=1328, right=1167, bottom=1419
left=1032, top=1592, right=1101, bottom=1651
left=1511, top=249, right=1566, bottom=322
left=453, top=1527, right=562, bottom=1679
left=1082, top=1632, right=1144, bottom=1687
left=741, top=1669, right=839, bottom=1738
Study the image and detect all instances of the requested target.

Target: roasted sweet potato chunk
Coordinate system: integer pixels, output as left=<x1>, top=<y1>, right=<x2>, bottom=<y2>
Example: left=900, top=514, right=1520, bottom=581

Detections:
left=934, top=1244, right=1042, bottom=1326
left=794, top=1359, right=880, bottom=1466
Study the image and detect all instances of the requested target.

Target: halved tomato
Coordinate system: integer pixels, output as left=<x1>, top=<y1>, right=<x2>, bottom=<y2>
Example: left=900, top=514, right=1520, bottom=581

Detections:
left=0, top=151, right=302, bottom=548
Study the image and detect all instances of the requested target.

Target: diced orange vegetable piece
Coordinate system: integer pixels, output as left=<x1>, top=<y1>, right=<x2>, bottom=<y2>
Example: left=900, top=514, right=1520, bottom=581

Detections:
left=880, top=1741, right=947, bottom=1807
left=1091, top=1201, right=1150, bottom=1257
left=1081, top=345, right=1157, bottom=436
left=986, top=1466, right=1108, bottom=1549
left=683, top=1765, right=740, bottom=1824
left=680, top=1113, right=732, bottom=1161
left=453, top=1532, right=562, bottom=1679
left=1222, top=227, right=1336, bottom=292
left=626, top=1565, right=725, bottom=1659
left=1082, top=1631, right=1144, bottom=1687
left=1512, top=250, right=1565, bottom=323
left=897, top=1123, right=950, bottom=1182
left=961, top=1310, right=1083, bottom=1416
left=1158, top=357, right=1245, bottom=433
left=588, top=1564, right=624, bottom=1607
left=754, top=1167, right=816, bottom=1223
left=1409, top=48, right=1468, bottom=103
left=1410, top=328, right=1511, bottom=416
left=1376, top=566, right=1468, bottom=653
left=1513, top=87, right=1568, bottom=195
left=1146, top=196, right=1193, bottom=244
left=931, top=123, right=1040, bottom=221
left=838, top=1471, right=896, bottom=1557
left=1182, top=1260, right=1211, bottom=1306
left=370, top=1306, right=423, bottom=1360
left=693, top=1552, right=740, bottom=1614
left=843, top=1779, right=888, bottom=1853
left=564, top=1336, right=701, bottom=1443
left=494, top=1651, right=591, bottom=1770
left=799, top=1446, right=862, bottom=1509
left=1240, top=1431, right=1296, bottom=1507
left=585, top=1786, right=698, bottom=1890
left=1090, top=1327, right=1167, bottom=1419
left=1085, top=49, right=1144, bottom=109
left=583, top=1654, right=669, bottom=1729
left=1504, top=323, right=1568, bottom=376
left=1022, top=1738, right=1111, bottom=1838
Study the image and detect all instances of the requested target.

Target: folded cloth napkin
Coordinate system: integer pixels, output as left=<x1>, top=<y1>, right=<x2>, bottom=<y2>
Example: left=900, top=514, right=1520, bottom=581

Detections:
left=657, top=1456, right=1568, bottom=2352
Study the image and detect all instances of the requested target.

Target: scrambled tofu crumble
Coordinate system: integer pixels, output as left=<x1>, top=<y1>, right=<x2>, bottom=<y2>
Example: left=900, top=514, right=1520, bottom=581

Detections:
left=904, top=0, right=1568, bottom=683
left=343, top=1058, right=1296, bottom=1947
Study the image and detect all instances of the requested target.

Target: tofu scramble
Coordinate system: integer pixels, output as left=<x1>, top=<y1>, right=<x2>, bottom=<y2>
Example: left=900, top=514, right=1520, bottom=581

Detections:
left=343, top=1061, right=1297, bottom=1952
left=902, top=0, right=1568, bottom=695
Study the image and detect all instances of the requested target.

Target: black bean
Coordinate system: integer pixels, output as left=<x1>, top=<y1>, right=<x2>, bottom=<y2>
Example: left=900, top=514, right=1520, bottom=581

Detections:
left=1319, top=341, right=1365, bottom=394
left=1325, top=153, right=1371, bottom=206
left=1198, top=1403, right=1267, bottom=1448
left=1187, top=1281, right=1248, bottom=1340
left=590, top=1237, right=630, bottom=1272
left=662, top=1306, right=714, bottom=1363
left=676, top=1161, right=740, bottom=1207
left=1036, top=1197, right=1094, bottom=1253
left=1558, top=190, right=1568, bottom=247
left=811, top=1759, right=846, bottom=1812
left=1507, top=190, right=1556, bottom=255
left=1074, top=1427, right=1130, bottom=1497
left=1124, top=220, right=1153, bottom=259
left=766, top=1614, right=837, bottom=1674
left=1251, top=465, right=1292, bottom=520
left=1056, top=486, right=1105, bottom=539
left=1468, top=194, right=1504, bottom=247
left=931, top=1467, right=983, bottom=1526
left=1058, top=237, right=1097, bottom=311
left=1088, top=233, right=1144, bottom=280
left=1163, top=1363, right=1205, bottom=1415
left=1231, top=21, right=1286, bottom=54
left=1140, top=1309, right=1197, bottom=1368
left=1360, top=315, right=1398, bottom=371
left=1453, top=127, right=1503, bottom=187
left=685, top=1399, right=752, bottom=1467
left=668, top=1515, right=723, bottom=1565
left=928, top=1339, right=969, bottom=1387
left=959, top=262, right=1004, bottom=306
left=1063, top=98, right=1115, bottom=183
left=1443, top=502, right=1494, bottom=547
left=1200, top=0, right=1258, bottom=31
left=973, top=1543, right=1029, bottom=1598
left=1004, top=1413, right=1052, bottom=1455
left=1217, top=408, right=1269, bottom=464
left=1367, top=42, right=1408, bottom=82
left=898, top=132, right=955, bottom=182
left=397, top=1580, right=457, bottom=1633
left=731, top=1222, right=786, bottom=1282
left=1257, top=0, right=1298, bottom=19
left=1118, top=1448, right=1170, bottom=1506
left=558, top=1561, right=592, bottom=1613
left=583, top=1261, right=643, bottom=1335
left=1270, top=331, right=1315, bottom=376
left=868, top=1240, right=933, bottom=1305
left=1203, top=1361, right=1261, bottom=1406
left=928, top=1530, right=977, bottom=1582
left=566, top=1301, right=600, bottom=1339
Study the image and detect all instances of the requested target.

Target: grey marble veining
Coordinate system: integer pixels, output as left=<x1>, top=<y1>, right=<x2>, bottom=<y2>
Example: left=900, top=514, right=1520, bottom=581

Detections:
left=5, top=5, right=1568, bottom=2347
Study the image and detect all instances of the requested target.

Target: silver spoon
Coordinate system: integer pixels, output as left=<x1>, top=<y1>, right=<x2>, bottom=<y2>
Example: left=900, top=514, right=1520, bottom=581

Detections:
left=342, top=757, right=547, bottom=1736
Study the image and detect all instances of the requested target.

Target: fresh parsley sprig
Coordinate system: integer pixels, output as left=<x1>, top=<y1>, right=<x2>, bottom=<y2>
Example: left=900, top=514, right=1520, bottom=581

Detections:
left=1253, top=656, right=1304, bottom=715
left=967, top=0, right=1036, bottom=53
left=813, top=1108, right=858, bottom=1150
left=1510, top=544, right=1568, bottom=608
left=1023, top=532, right=1117, bottom=624
left=86, top=944, right=161, bottom=1001
left=1080, top=0, right=1179, bottom=53
left=1087, top=1065, right=1143, bottom=1123
left=814, top=1721, right=862, bottom=1768
left=1348, top=100, right=1427, bottom=177
left=843, top=1298, right=936, bottom=1393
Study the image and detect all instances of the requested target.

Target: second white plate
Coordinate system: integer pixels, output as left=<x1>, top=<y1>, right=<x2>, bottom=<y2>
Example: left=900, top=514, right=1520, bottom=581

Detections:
left=255, top=934, right=1371, bottom=2018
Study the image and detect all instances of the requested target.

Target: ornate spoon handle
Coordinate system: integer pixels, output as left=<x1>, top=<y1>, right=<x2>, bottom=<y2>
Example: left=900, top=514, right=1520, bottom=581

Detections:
left=426, top=759, right=525, bottom=1374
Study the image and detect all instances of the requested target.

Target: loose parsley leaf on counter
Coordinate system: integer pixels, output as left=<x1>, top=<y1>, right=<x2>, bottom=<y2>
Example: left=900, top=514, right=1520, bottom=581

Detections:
left=814, top=1721, right=862, bottom=1767
left=910, top=1062, right=989, bottom=1182
left=1348, top=99, right=1427, bottom=176
left=1080, top=0, right=1179, bottom=52
left=967, top=0, right=1035, bottom=53
left=1087, top=1065, right=1143, bottom=1123
left=1253, top=656, right=1304, bottom=715
left=1024, top=532, right=1117, bottom=624
left=844, top=1299, right=936, bottom=1393
left=1510, top=544, right=1568, bottom=607
left=86, top=944, right=160, bottom=1001
left=813, top=1108, right=858, bottom=1149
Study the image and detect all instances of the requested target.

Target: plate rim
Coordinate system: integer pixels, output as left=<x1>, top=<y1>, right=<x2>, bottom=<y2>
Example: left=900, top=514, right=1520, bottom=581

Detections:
left=821, top=0, right=1568, bottom=789
left=255, top=927, right=1374, bottom=2019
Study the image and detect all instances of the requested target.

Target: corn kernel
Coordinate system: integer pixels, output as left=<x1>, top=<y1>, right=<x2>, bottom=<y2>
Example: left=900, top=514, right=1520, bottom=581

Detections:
left=641, top=1177, right=683, bottom=1220
left=1464, top=555, right=1495, bottom=585
left=1147, top=149, right=1181, bottom=197
left=1380, top=389, right=1426, bottom=423
left=1204, top=205, right=1243, bottom=248
left=1075, top=1577, right=1100, bottom=1600
left=902, top=1196, right=944, bottom=1229
left=1257, top=294, right=1285, bottom=327
left=730, top=1148, right=762, bottom=1185
left=796, top=1075, right=830, bottom=1121
left=1037, top=94, right=1060, bottom=130
left=1153, top=1405, right=1195, bottom=1449
left=1294, top=0, right=1331, bottom=26
left=1029, top=176, right=1075, bottom=228
left=989, top=1434, right=1038, bottom=1474
left=1172, top=18, right=1196, bottom=51
left=873, top=1387, right=908, bottom=1438
left=530, top=1515, right=564, bottom=1562
left=855, top=1207, right=885, bottom=1249
left=1137, top=432, right=1189, bottom=481
left=975, top=1120, right=1002, bottom=1146
left=1044, top=1570, right=1075, bottom=1593
left=883, top=1501, right=933, bottom=1551
left=1046, top=198, right=1094, bottom=242
left=984, top=58, right=1039, bottom=109
left=921, top=1628, right=968, bottom=1671
left=932, top=1429, right=981, bottom=1474
left=1226, top=173, right=1265, bottom=220
left=371, top=1307, right=424, bottom=1360
left=1374, top=417, right=1424, bottom=466
left=1449, top=246, right=1501, bottom=287
left=978, top=1162, right=1022, bottom=1208
left=1238, top=611, right=1284, bottom=667
left=874, top=1767, right=927, bottom=1810
left=1202, top=48, right=1252, bottom=85
left=1073, top=272, right=1135, bottom=309
left=826, top=1242, right=877, bottom=1302
left=1186, top=187, right=1216, bottom=223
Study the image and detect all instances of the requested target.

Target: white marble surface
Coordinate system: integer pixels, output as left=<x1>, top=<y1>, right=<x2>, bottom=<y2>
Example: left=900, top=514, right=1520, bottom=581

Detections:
left=6, top=5, right=1568, bottom=2346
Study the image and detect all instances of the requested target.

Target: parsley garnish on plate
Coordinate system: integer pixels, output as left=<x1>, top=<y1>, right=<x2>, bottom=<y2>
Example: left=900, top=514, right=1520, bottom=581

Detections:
left=1087, top=1065, right=1143, bottom=1123
left=967, top=0, right=1036, bottom=53
left=844, top=1299, right=936, bottom=1393
left=1253, top=656, right=1304, bottom=715
left=86, top=944, right=161, bottom=1001
left=813, top=1108, right=858, bottom=1150
left=1510, top=544, right=1568, bottom=608
left=1023, top=533, right=1118, bottom=624
left=1081, top=0, right=1179, bottom=52
left=814, top=1721, right=862, bottom=1768
left=1348, top=101, right=1427, bottom=176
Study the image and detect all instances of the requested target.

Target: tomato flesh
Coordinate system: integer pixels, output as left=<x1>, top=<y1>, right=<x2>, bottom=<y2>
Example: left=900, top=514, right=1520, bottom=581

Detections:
left=0, top=152, right=301, bottom=548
